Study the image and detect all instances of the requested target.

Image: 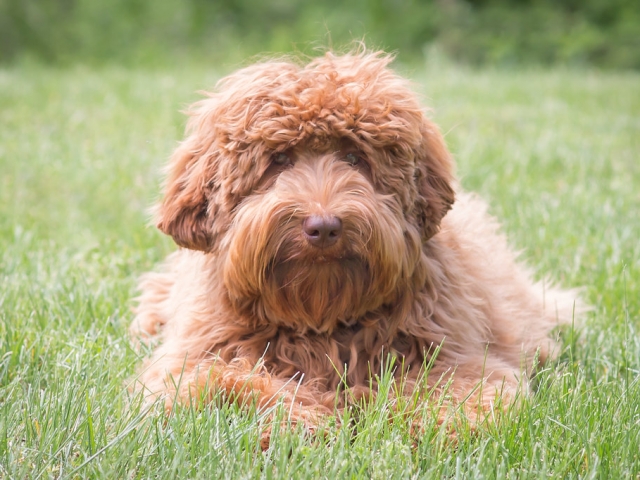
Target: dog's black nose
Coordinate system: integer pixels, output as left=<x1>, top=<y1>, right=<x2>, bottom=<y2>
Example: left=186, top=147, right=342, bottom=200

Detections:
left=303, top=215, right=342, bottom=248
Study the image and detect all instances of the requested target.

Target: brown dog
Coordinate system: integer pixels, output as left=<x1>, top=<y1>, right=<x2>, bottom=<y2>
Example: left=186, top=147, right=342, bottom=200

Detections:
left=131, top=50, right=578, bottom=430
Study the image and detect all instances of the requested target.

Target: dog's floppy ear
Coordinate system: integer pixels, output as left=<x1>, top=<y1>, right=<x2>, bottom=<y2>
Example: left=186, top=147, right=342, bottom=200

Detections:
left=155, top=114, right=224, bottom=252
left=413, top=119, right=456, bottom=240
left=154, top=61, right=303, bottom=251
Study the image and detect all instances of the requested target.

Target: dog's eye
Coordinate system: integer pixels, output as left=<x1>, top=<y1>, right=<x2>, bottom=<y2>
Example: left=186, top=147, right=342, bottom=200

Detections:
left=344, top=153, right=361, bottom=166
left=273, top=153, right=292, bottom=166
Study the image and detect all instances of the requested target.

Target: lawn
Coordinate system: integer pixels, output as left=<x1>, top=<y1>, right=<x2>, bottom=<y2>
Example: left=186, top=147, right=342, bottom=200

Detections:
left=0, top=61, right=638, bottom=478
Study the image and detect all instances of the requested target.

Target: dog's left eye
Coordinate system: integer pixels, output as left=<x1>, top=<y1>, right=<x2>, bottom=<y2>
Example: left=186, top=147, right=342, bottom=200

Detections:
left=344, top=153, right=361, bottom=166
left=273, top=153, right=292, bottom=166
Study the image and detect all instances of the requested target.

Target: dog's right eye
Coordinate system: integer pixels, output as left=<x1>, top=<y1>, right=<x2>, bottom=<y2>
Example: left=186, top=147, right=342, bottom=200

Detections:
left=273, top=153, right=292, bottom=167
left=344, top=153, right=362, bottom=166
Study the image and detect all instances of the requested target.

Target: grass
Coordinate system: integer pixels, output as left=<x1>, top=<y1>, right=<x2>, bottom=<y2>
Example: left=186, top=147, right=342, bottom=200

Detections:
left=0, top=61, right=638, bottom=478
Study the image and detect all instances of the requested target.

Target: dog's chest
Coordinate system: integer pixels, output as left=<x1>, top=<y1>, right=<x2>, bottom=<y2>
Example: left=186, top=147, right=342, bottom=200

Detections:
left=261, top=322, right=422, bottom=390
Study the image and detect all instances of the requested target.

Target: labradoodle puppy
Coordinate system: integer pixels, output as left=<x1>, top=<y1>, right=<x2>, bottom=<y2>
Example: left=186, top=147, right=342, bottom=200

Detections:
left=131, top=50, right=578, bottom=429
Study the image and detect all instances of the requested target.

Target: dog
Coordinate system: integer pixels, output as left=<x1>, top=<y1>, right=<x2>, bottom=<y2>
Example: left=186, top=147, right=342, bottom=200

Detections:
left=131, top=49, right=579, bottom=434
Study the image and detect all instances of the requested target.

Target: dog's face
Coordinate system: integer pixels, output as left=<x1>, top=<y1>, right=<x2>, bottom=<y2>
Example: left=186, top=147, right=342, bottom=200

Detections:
left=156, top=51, right=455, bottom=332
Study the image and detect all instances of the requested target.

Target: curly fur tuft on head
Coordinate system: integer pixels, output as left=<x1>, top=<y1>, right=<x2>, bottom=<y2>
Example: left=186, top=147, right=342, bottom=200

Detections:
left=132, top=49, right=581, bottom=443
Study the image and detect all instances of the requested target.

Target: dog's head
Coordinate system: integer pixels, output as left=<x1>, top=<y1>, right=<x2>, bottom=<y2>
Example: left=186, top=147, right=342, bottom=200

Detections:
left=156, top=50, right=455, bottom=332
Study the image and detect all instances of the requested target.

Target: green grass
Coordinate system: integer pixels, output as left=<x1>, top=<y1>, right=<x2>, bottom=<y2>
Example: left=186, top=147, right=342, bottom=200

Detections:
left=1, top=62, right=639, bottom=478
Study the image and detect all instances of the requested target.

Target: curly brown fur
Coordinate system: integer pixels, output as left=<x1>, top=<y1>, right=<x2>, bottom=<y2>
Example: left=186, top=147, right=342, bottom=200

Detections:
left=131, top=49, right=580, bottom=435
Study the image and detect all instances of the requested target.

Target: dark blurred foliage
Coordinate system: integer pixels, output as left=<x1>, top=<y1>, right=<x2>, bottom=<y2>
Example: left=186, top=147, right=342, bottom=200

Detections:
left=1, top=0, right=639, bottom=68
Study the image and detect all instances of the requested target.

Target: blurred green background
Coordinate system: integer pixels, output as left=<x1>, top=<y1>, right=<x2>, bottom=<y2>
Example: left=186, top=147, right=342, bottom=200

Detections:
left=2, top=0, right=639, bottom=69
